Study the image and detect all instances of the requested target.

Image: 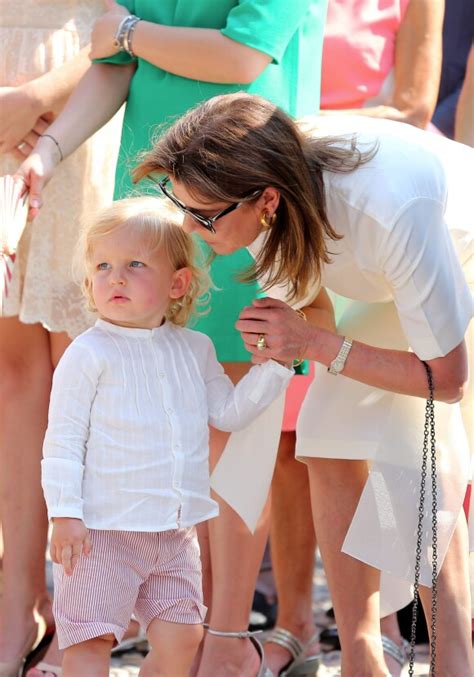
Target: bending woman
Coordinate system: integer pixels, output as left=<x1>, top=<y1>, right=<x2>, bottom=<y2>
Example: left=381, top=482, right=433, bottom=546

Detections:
left=134, top=93, right=473, bottom=677
left=15, top=3, right=327, bottom=674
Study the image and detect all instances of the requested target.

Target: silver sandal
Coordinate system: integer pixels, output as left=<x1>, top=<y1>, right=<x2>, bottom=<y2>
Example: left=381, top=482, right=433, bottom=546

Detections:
left=265, top=627, right=321, bottom=676
left=381, top=634, right=410, bottom=670
left=206, top=627, right=274, bottom=677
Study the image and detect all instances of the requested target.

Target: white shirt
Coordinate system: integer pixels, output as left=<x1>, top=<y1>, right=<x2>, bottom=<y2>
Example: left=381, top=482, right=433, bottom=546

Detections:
left=42, top=319, right=292, bottom=531
left=249, top=117, right=473, bottom=360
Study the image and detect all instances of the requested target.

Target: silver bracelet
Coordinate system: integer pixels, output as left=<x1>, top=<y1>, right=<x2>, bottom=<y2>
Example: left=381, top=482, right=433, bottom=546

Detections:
left=113, top=15, right=132, bottom=51
left=113, top=15, right=140, bottom=56
left=123, top=17, right=141, bottom=57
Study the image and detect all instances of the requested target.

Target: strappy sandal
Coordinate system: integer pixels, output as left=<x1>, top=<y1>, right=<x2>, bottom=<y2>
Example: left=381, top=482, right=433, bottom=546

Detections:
left=381, top=635, right=409, bottom=674
left=206, top=627, right=273, bottom=677
left=265, top=627, right=321, bottom=676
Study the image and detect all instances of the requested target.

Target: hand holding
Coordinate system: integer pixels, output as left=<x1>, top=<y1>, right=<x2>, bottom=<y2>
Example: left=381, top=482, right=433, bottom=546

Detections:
left=14, top=136, right=62, bottom=220
left=90, top=0, right=129, bottom=60
left=15, top=114, right=55, bottom=160
left=50, top=517, right=91, bottom=576
left=236, top=297, right=313, bottom=365
left=0, top=85, right=46, bottom=156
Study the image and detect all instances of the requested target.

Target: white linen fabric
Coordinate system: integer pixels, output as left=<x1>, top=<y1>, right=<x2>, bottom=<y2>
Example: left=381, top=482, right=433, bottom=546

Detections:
left=245, top=117, right=473, bottom=613
left=42, top=319, right=292, bottom=531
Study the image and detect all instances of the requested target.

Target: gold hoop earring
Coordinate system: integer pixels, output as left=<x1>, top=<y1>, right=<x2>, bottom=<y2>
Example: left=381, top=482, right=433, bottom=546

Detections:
left=259, top=211, right=276, bottom=230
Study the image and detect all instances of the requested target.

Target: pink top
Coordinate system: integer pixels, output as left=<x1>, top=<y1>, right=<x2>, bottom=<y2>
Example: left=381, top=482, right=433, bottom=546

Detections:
left=320, top=0, right=410, bottom=109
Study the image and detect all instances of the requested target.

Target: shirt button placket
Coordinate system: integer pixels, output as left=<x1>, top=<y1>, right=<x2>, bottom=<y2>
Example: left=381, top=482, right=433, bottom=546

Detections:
left=159, top=361, right=183, bottom=522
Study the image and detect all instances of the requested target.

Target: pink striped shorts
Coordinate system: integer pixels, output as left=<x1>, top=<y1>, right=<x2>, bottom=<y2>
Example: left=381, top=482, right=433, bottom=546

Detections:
left=53, top=527, right=206, bottom=649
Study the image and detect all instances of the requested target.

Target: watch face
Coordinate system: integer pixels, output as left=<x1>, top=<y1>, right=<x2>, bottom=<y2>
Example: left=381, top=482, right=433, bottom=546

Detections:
left=333, top=360, right=344, bottom=373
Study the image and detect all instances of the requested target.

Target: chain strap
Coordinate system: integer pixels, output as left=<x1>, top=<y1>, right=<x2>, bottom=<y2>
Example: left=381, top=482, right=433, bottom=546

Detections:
left=408, top=361, right=438, bottom=675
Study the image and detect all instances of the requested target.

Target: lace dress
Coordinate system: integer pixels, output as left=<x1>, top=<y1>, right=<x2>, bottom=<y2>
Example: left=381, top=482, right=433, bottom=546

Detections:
left=0, top=0, right=122, bottom=337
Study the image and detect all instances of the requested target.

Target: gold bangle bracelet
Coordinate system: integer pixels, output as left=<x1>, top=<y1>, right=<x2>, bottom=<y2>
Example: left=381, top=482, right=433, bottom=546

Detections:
left=293, top=307, right=307, bottom=367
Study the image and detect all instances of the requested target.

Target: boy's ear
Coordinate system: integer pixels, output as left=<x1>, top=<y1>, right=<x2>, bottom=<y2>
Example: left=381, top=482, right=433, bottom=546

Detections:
left=169, top=267, right=192, bottom=299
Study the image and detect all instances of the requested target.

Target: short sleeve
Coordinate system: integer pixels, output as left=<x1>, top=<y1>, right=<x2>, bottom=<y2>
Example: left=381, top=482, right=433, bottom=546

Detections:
left=379, top=197, right=473, bottom=359
left=92, top=0, right=136, bottom=66
left=221, top=0, right=313, bottom=64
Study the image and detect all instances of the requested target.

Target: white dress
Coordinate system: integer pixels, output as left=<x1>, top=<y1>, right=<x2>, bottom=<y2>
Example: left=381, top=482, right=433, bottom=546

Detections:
left=247, top=117, right=473, bottom=614
left=0, top=0, right=122, bottom=337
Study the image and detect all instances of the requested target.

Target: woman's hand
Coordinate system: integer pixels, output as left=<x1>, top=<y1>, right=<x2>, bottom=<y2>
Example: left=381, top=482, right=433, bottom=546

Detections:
left=14, top=138, right=62, bottom=219
left=236, top=297, right=315, bottom=365
left=50, top=517, right=92, bottom=576
left=0, top=85, right=51, bottom=158
left=90, top=0, right=129, bottom=60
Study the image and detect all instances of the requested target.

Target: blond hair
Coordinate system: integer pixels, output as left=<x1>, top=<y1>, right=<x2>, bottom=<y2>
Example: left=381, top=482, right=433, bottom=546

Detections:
left=134, top=92, right=375, bottom=303
left=76, top=197, right=210, bottom=326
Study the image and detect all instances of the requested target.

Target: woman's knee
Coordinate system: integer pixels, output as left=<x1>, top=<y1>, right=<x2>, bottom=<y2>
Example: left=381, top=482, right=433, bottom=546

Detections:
left=306, top=457, right=369, bottom=493
left=0, top=334, right=52, bottom=403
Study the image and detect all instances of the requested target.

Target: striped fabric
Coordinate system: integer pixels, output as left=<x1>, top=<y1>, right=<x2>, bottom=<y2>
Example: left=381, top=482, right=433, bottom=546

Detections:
left=53, top=527, right=206, bottom=650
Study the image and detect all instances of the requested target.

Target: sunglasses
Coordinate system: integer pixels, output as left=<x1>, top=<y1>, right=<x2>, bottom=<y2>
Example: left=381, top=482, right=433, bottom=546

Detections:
left=149, top=175, right=262, bottom=234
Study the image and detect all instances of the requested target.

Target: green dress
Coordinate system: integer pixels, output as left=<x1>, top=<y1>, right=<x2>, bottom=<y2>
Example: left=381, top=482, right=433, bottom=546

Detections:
left=100, top=0, right=328, bottom=361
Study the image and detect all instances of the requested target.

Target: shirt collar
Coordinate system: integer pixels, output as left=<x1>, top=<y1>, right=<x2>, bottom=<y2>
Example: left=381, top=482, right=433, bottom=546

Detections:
left=96, top=318, right=172, bottom=339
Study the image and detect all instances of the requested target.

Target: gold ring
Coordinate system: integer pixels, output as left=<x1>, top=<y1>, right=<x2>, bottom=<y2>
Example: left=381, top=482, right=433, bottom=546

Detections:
left=256, top=334, right=267, bottom=351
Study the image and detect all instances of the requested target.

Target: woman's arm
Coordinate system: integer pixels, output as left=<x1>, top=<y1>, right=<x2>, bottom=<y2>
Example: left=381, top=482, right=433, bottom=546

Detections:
left=237, top=298, right=468, bottom=403
left=455, top=46, right=474, bottom=146
left=90, top=0, right=271, bottom=83
left=301, top=288, right=336, bottom=333
left=0, top=47, right=92, bottom=158
left=321, top=0, right=444, bottom=128
left=15, top=62, right=133, bottom=218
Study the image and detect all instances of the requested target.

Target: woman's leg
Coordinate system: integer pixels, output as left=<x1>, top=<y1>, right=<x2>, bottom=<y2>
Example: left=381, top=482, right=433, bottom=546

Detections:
left=419, top=512, right=473, bottom=676
left=20, top=331, right=72, bottom=676
left=197, top=362, right=272, bottom=677
left=306, top=457, right=389, bottom=677
left=265, top=430, right=319, bottom=674
left=0, top=318, right=53, bottom=662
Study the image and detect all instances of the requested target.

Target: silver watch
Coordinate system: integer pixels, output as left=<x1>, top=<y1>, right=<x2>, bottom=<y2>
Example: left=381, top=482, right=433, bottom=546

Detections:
left=328, top=337, right=353, bottom=375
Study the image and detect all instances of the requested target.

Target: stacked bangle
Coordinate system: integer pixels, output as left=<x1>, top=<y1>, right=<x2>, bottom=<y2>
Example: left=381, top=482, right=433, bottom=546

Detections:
left=113, top=14, right=141, bottom=57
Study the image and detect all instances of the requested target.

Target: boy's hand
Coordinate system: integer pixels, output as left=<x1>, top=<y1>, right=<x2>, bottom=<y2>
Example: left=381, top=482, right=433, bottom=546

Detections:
left=50, top=517, right=91, bottom=576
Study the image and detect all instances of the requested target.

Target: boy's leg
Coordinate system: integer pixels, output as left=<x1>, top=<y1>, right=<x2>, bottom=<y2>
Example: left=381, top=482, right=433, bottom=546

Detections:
left=140, top=620, right=203, bottom=677
left=62, top=634, right=114, bottom=677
